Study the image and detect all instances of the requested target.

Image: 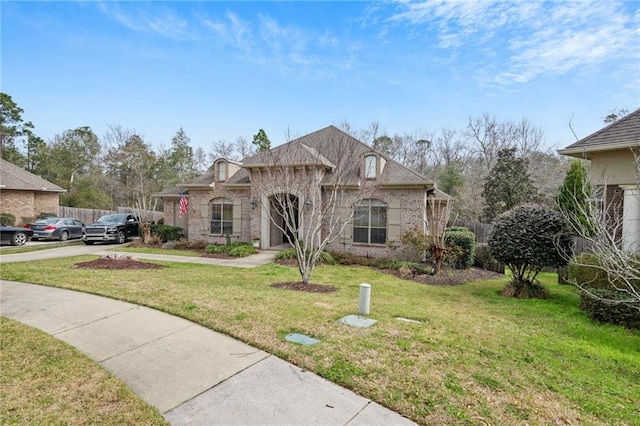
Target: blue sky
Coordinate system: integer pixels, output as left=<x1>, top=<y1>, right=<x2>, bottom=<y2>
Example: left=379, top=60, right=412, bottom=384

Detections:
left=2, top=1, right=639, bottom=153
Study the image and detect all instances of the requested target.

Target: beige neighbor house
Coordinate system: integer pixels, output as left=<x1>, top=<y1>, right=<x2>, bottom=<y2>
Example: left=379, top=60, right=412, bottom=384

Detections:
left=156, top=126, right=451, bottom=258
left=0, top=158, right=65, bottom=225
left=558, top=108, right=640, bottom=253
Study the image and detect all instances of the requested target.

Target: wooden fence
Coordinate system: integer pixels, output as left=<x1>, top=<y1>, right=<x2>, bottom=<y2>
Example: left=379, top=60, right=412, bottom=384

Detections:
left=59, top=206, right=164, bottom=225
left=454, top=220, right=592, bottom=254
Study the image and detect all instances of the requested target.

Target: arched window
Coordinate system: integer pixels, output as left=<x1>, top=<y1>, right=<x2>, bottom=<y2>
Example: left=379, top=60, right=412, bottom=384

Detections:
left=217, top=161, right=226, bottom=181
left=353, top=199, right=387, bottom=244
left=364, top=155, right=377, bottom=179
left=210, top=198, right=233, bottom=235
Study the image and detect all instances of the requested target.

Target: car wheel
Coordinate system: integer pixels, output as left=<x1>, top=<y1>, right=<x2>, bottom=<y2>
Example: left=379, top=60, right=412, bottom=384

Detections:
left=83, top=241, right=95, bottom=245
left=11, top=232, right=27, bottom=246
left=59, top=231, right=69, bottom=242
left=116, top=230, right=127, bottom=244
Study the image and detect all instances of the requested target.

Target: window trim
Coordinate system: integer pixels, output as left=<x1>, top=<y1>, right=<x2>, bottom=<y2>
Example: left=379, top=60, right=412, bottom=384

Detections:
left=353, top=199, right=387, bottom=244
left=210, top=197, right=233, bottom=235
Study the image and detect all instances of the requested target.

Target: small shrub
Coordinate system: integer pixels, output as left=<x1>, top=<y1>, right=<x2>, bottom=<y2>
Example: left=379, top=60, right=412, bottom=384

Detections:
left=389, top=260, right=431, bottom=275
left=567, top=253, right=611, bottom=289
left=474, top=244, right=504, bottom=273
left=205, top=244, right=227, bottom=254
left=229, top=244, right=257, bottom=257
left=580, top=289, right=640, bottom=329
left=0, top=213, right=16, bottom=226
left=150, top=224, right=183, bottom=242
left=275, top=247, right=297, bottom=260
left=444, top=227, right=476, bottom=269
left=275, top=247, right=336, bottom=264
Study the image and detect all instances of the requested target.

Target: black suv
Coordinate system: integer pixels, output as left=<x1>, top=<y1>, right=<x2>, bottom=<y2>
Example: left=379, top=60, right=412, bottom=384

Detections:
left=83, top=213, right=139, bottom=245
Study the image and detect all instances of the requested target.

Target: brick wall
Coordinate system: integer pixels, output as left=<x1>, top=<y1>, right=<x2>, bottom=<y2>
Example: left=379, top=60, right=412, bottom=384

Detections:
left=0, top=190, right=60, bottom=225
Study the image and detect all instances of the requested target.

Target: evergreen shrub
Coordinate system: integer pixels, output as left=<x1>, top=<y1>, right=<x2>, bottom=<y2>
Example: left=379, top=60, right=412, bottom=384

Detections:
left=580, top=289, right=640, bottom=330
left=444, top=227, right=476, bottom=269
left=0, top=213, right=16, bottom=226
left=150, top=224, right=183, bottom=242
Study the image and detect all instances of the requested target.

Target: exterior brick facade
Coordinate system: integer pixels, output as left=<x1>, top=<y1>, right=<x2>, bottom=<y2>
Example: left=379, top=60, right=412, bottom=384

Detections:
left=158, top=126, right=450, bottom=258
left=0, top=190, right=60, bottom=225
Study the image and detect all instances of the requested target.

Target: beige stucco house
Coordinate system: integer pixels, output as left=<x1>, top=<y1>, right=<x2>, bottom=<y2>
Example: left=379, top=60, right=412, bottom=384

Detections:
left=157, top=125, right=451, bottom=258
left=558, top=108, right=640, bottom=252
left=0, top=158, right=65, bottom=225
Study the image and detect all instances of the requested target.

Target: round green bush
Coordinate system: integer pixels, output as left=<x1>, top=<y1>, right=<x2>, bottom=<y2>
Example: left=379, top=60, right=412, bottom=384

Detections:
left=489, top=204, right=573, bottom=296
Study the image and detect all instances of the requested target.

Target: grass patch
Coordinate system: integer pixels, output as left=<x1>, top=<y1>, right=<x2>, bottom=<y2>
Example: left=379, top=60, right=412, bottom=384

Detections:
left=0, top=317, right=165, bottom=425
left=0, top=240, right=83, bottom=254
left=1, top=260, right=638, bottom=425
left=115, top=246, right=202, bottom=257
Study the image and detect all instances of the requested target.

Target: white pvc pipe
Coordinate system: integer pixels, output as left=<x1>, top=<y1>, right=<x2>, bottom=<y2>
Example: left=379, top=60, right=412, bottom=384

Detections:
left=359, top=283, right=371, bottom=315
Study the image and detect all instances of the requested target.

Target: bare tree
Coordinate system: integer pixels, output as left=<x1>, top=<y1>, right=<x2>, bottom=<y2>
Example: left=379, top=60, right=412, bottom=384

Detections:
left=249, top=131, right=374, bottom=284
left=209, top=136, right=256, bottom=164
left=399, top=194, right=455, bottom=274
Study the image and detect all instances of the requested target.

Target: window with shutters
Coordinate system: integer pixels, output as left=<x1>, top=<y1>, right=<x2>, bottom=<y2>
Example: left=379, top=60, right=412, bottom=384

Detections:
left=353, top=199, right=387, bottom=244
left=210, top=198, right=233, bottom=235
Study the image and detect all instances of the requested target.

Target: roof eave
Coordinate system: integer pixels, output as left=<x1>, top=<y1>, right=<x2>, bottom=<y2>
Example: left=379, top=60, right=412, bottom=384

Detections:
left=222, top=183, right=251, bottom=190
left=558, top=141, right=640, bottom=158
left=380, top=182, right=435, bottom=189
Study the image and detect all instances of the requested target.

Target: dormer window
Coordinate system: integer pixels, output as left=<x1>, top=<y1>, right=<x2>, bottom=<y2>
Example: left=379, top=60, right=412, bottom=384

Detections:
left=217, top=161, right=226, bottom=182
left=365, top=155, right=377, bottom=179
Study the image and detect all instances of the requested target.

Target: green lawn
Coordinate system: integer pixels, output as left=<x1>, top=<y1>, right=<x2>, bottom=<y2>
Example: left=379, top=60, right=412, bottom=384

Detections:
left=0, top=317, right=166, bottom=425
left=1, top=257, right=638, bottom=425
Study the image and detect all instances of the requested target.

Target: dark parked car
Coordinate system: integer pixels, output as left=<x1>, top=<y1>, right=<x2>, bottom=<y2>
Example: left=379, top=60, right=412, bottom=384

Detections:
left=26, top=217, right=85, bottom=241
left=0, top=225, right=34, bottom=246
left=83, top=213, right=139, bottom=245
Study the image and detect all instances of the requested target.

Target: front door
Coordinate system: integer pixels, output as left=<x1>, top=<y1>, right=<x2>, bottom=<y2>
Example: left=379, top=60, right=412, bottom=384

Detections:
left=269, top=194, right=299, bottom=247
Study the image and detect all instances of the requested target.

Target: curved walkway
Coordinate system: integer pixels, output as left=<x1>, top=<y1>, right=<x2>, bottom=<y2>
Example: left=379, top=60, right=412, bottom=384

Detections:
left=1, top=278, right=415, bottom=425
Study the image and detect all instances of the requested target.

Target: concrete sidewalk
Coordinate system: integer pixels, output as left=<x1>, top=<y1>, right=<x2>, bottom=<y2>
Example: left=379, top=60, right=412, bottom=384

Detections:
left=1, top=280, right=415, bottom=425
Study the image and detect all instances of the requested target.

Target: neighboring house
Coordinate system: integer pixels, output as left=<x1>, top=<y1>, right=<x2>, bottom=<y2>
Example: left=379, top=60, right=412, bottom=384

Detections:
left=558, top=108, right=640, bottom=252
left=0, top=158, right=66, bottom=224
left=156, top=126, right=451, bottom=258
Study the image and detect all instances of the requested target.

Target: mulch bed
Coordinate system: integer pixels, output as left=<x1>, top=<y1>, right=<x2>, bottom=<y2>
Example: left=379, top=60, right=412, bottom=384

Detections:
left=270, top=282, right=338, bottom=293
left=384, top=267, right=503, bottom=286
left=73, top=258, right=165, bottom=270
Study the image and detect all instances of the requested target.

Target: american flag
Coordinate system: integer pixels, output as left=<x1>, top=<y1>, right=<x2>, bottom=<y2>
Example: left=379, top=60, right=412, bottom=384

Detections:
left=179, top=194, right=189, bottom=217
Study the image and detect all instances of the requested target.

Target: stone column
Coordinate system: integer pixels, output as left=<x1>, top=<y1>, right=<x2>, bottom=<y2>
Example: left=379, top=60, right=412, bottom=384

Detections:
left=620, top=185, right=640, bottom=253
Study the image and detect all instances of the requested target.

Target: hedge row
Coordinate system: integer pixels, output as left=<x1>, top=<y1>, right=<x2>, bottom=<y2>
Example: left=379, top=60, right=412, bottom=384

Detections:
left=569, top=253, right=640, bottom=330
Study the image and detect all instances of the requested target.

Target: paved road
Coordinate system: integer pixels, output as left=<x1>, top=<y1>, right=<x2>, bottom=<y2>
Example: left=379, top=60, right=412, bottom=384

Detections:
left=1, top=281, right=416, bottom=425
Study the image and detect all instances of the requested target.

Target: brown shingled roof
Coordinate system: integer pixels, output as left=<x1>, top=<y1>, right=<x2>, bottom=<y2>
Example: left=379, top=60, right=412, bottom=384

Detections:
left=159, top=126, right=437, bottom=197
left=242, top=125, right=435, bottom=187
left=558, top=108, right=640, bottom=158
left=0, top=159, right=66, bottom=192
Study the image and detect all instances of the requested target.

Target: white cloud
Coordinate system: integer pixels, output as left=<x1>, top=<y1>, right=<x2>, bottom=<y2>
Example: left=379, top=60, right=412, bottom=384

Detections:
left=97, top=2, right=196, bottom=41
left=386, top=0, right=639, bottom=86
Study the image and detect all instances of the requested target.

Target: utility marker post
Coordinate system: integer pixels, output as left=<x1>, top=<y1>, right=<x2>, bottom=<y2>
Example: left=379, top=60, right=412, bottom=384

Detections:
left=359, top=283, right=371, bottom=315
